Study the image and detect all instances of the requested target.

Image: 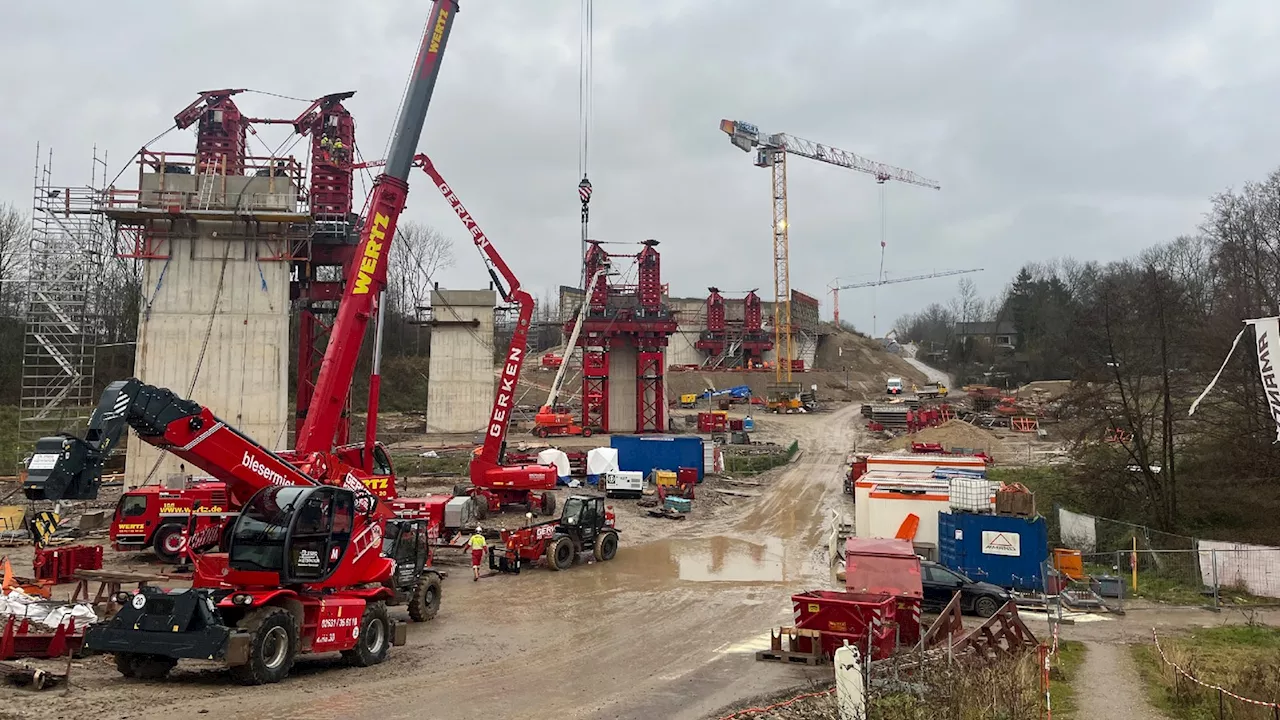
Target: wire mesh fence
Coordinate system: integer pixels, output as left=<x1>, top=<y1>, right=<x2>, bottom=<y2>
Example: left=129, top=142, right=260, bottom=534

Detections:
left=1056, top=510, right=1280, bottom=609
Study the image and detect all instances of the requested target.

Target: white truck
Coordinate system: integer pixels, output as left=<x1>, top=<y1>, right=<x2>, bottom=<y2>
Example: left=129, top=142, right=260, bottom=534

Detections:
left=886, top=377, right=904, bottom=395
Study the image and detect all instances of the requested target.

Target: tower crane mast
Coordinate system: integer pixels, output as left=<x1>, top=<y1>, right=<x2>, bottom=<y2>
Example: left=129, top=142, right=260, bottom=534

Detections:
left=719, top=119, right=940, bottom=382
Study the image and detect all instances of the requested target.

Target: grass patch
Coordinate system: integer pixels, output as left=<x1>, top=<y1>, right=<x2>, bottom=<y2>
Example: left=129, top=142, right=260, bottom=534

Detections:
left=1050, top=640, right=1086, bottom=717
left=390, top=453, right=470, bottom=477
left=1132, top=624, right=1280, bottom=719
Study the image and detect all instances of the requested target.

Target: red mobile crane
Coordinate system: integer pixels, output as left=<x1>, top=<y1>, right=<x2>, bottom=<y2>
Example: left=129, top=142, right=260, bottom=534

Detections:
left=414, top=157, right=560, bottom=517
left=24, top=0, right=462, bottom=684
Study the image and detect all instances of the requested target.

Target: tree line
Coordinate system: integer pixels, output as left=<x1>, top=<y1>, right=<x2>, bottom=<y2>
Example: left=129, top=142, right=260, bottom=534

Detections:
left=894, top=168, right=1280, bottom=538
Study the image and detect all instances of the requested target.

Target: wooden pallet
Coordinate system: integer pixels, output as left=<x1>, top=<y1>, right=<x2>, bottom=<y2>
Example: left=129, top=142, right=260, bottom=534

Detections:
left=755, top=648, right=823, bottom=665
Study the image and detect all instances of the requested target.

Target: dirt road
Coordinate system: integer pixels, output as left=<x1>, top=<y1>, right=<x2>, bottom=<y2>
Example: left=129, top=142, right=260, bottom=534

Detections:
left=20, top=407, right=858, bottom=719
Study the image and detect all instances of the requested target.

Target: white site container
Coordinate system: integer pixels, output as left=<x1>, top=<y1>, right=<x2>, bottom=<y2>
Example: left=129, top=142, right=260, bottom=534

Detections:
left=866, top=453, right=987, bottom=478
left=854, top=474, right=951, bottom=552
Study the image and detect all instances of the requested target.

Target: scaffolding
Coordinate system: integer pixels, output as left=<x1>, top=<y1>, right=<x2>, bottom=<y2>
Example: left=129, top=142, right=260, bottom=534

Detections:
left=20, top=146, right=109, bottom=441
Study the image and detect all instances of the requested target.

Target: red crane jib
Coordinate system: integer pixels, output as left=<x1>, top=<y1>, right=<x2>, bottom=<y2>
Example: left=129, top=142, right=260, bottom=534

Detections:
left=295, top=175, right=408, bottom=454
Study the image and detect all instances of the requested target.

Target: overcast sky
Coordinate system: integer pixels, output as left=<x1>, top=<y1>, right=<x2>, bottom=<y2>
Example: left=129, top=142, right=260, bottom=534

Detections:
left=5, top=1, right=1280, bottom=335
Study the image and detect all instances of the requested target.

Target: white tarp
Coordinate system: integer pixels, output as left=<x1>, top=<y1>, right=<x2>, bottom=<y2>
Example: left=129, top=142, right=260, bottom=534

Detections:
left=0, top=588, right=97, bottom=629
left=586, top=447, right=619, bottom=476
left=1059, top=508, right=1097, bottom=553
left=538, top=449, right=571, bottom=480
left=1198, top=539, right=1280, bottom=599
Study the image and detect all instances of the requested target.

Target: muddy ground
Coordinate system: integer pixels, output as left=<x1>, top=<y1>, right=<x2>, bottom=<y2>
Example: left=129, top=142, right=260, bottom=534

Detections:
left=3, top=408, right=855, bottom=719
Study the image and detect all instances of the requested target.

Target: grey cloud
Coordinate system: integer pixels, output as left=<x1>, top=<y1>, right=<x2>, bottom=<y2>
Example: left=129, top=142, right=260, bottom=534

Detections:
left=4, top=1, right=1279, bottom=335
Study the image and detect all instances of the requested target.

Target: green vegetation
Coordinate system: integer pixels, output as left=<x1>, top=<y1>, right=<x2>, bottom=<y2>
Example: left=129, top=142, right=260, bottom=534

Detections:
left=1050, top=640, right=1086, bottom=718
left=1132, top=624, right=1280, bottom=719
left=0, top=405, right=20, bottom=474
left=390, top=452, right=470, bottom=477
left=723, top=440, right=799, bottom=476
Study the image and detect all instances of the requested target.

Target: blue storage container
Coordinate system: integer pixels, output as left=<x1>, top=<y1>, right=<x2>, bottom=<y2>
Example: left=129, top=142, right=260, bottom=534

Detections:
left=611, top=435, right=705, bottom=482
left=938, top=511, right=1048, bottom=592
left=742, top=416, right=755, bottom=431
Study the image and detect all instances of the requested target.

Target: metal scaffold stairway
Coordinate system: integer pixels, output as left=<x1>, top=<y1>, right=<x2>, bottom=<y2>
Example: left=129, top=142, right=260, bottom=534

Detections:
left=19, top=147, right=108, bottom=443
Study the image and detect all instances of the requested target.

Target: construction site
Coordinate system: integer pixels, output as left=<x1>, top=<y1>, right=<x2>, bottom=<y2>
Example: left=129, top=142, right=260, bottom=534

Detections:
left=11, top=3, right=1280, bottom=720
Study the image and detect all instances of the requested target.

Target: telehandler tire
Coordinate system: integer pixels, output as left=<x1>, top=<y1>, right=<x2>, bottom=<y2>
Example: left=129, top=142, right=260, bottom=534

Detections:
left=408, top=573, right=442, bottom=622
left=229, top=606, right=297, bottom=685
left=593, top=531, right=619, bottom=562
left=547, top=535, right=574, bottom=571
left=540, top=492, right=556, bottom=516
left=344, top=601, right=391, bottom=667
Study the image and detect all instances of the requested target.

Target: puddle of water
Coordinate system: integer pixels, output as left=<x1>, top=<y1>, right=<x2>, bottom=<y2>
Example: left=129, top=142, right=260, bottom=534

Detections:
left=618, top=536, right=788, bottom=584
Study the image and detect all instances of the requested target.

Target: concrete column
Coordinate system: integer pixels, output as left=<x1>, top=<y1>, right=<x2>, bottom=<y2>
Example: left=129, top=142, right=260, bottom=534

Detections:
left=126, top=231, right=290, bottom=487
left=607, top=338, right=638, bottom=434
left=426, top=289, right=496, bottom=433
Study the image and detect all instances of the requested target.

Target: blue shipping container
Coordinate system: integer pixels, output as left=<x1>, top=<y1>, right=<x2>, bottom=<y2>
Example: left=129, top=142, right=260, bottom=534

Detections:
left=611, top=435, right=705, bottom=482
left=938, top=512, right=1048, bottom=592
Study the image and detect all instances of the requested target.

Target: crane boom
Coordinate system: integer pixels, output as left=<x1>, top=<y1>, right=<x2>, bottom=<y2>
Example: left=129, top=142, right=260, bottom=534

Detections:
left=414, top=155, right=534, bottom=469
left=545, top=267, right=605, bottom=409
left=297, top=1, right=459, bottom=453
left=719, top=118, right=940, bottom=383
left=836, top=268, right=982, bottom=291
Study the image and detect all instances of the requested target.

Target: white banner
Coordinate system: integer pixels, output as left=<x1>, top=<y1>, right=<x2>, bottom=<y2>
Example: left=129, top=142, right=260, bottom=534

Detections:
left=1250, top=317, right=1280, bottom=442
left=981, top=530, right=1021, bottom=557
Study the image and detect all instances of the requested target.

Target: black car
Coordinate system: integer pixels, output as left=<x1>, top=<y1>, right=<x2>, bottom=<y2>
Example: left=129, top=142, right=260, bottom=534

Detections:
left=919, top=561, right=1010, bottom=618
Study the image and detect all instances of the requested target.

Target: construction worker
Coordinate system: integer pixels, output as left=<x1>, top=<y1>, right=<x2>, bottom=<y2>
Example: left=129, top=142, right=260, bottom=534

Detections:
left=469, top=526, right=487, bottom=581
left=331, top=137, right=347, bottom=164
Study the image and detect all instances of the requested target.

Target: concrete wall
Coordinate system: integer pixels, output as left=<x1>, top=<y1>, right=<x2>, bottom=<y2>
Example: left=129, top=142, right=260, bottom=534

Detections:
left=126, top=230, right=290, bottom=487
left=667, top=330, right=702, bottom=366
left=427, top=289, right=496, bottom=433
left=607, top=339, right=638, bottom=433
left=141, top=172, right=297, bottom=212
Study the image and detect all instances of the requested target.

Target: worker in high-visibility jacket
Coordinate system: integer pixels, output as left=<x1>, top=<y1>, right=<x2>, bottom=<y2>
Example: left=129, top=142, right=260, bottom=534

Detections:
left=469, top=527, right=487, bottom=581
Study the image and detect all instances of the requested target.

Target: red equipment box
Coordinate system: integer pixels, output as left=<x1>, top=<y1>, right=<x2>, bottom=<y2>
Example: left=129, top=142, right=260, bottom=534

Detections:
left=676, top=467, right=699, bottom=488
left=696, top=412, right=727, bottom=434
left=790, top=590, right=899, bottom=660
left=33, top=545, right=104, bottom=585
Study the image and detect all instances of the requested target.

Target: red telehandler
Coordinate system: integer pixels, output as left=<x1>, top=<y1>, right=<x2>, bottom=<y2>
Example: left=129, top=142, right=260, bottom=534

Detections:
left=22, top=0, right=461, bottom=684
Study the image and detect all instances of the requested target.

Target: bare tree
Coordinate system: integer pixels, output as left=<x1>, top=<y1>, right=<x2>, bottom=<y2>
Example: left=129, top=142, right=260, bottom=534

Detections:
left=0, top=203, right=29, bottom=315
left=385, top=222, right=455, bottom=356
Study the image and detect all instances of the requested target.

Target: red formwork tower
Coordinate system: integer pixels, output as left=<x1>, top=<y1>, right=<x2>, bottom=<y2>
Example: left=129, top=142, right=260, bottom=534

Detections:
left=694, top=287, right=727, bottom=356
left=173, top=89, right=250, bottom=175
left=291, top=93, right=359, bottom=442
left=571, top=240, right=677, bottom=434
left=740, top=290, right=774, bottom=365
left=578, top=243, right=613, bottom=432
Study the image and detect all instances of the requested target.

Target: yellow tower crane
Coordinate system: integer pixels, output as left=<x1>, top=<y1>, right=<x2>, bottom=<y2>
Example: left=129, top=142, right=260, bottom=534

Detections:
left=719, top=119, right=941, bottom=382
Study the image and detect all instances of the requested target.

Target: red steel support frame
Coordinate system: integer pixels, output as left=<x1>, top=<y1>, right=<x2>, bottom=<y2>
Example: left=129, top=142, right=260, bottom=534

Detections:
left=636, top=341, right=666, bottom=433
left=581, top=338, right=610, bottom=432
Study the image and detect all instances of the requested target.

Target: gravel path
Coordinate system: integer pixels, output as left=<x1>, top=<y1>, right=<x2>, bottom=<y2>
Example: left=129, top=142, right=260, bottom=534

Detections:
left=1076, top=641, right=1167, bottom=719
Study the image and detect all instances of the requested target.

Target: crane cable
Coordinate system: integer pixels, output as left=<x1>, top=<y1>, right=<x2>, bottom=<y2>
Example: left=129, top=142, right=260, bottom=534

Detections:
left=577, top=0, right=595, bottom=288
